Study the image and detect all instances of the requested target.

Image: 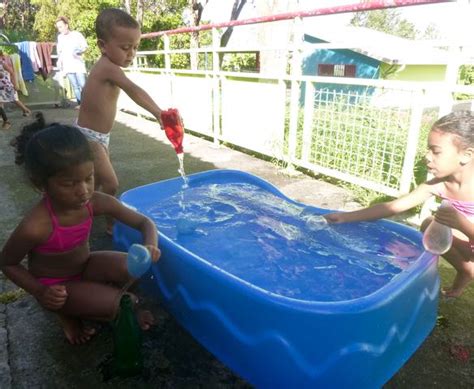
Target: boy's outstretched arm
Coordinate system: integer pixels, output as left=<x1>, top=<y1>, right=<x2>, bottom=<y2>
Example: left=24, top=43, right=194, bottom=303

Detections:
left=110, top=65, right=163, bottom=128
left=325, top=182, right=434, bottom=223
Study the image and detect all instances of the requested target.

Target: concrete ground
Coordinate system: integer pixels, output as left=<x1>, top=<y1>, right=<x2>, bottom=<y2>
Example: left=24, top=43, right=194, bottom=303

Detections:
left=0, top=107, right=473, bottom=388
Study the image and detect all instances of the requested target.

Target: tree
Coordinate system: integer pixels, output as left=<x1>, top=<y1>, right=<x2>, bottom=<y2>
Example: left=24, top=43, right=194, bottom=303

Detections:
left=187, top=0, right=208, bottom=69
left=350, top=9, right=419, bottom=39
left=0, top=0, right=38, bottom=41
left=220, top=0, right=247, bottom=48
left=184, top=0, right=251, bottom=69
left=421, top=23, right=440, bottom=40
left=457, top=65, right=474, bottom=100
left=31, top=0, right=120, bottom=63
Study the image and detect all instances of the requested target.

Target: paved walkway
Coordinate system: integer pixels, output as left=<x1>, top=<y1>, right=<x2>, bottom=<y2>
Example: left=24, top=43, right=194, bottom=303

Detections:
left=0, top=107, right=472, bottom=388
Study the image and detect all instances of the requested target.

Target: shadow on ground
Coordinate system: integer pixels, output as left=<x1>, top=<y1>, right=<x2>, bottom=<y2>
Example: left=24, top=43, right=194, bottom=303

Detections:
left=0, top=107, right=473, bottom=388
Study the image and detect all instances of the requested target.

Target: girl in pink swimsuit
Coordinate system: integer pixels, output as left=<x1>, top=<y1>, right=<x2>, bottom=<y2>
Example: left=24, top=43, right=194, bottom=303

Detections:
left=0, top=113, right=161, bottom=344
left=325, top=111, right=474, bottom=297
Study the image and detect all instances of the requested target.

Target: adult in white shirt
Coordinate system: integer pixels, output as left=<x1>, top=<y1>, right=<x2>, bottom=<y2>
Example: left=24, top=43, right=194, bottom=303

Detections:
left=55, top=16, right=88, bottom=107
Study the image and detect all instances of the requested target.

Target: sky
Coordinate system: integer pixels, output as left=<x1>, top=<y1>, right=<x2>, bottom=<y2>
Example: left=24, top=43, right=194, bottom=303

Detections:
left=201, top=0, right=473, bottom=41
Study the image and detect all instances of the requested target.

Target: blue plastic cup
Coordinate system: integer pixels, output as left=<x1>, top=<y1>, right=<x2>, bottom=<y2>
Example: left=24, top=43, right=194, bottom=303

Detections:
left=127, top=244, right=151, bottom=278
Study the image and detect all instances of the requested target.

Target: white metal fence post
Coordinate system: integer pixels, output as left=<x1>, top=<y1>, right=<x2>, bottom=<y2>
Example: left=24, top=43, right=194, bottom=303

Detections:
left=286, top=16, right=304, bottom=170
left=302, top=81, right=315, bottom=162
left=399, top=90, right=424, bottom=194
left=163, top=34, right=171, bottom=70
left=163, top=34, right=174, bottom=107
left=212, top=27, right=221, bottom=147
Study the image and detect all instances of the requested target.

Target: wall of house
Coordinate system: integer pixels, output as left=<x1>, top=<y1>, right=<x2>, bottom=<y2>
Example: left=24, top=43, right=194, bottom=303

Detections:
left=301, top=35, right=380, bottom=100
left=381, top=63, right=447, bottom=81
left=302, top=35, right=380, bottom=79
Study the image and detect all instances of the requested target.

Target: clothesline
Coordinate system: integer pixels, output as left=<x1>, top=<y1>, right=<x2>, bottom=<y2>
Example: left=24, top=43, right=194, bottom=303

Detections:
left=0, top=41, right=57, bottom=97
left=14, top=41, right=56, bottom=84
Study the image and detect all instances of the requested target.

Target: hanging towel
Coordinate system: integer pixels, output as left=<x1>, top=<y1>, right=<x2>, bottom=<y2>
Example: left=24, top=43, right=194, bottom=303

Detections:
left=36, top=42, right=55, bottom=80
left=10, top=53, right=28, bottom=96
left=29, top=41, right=42, bottom=73
left=14, top=42, right=35, bottom=82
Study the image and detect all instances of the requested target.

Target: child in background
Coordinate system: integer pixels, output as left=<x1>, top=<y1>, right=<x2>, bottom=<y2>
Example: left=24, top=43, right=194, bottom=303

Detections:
left=0, top=113, right=160, bottom=344
left=325, top=111, right=474, bottom=297
left=77, top=8, right=165, bottom=234
left=55, top=16, right=88, bottom=108
left=0, top=105, right=11, bottom=129
left=0, top=51, right=31, bottom=117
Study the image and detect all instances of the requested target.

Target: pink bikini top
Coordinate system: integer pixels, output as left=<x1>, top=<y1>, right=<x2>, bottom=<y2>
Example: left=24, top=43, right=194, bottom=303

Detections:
left=437, top=193, right=474, bottom=219
left=34, top=196, right=93, bottom=254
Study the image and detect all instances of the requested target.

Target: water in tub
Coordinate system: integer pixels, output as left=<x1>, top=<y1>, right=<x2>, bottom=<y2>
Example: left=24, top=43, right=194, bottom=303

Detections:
left=147, top=183, right=423, bottom=302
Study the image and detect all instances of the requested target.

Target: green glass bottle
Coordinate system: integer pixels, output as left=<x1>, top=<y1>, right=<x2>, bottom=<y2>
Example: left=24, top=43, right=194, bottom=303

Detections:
left=112, top=294, right=144, bottom=377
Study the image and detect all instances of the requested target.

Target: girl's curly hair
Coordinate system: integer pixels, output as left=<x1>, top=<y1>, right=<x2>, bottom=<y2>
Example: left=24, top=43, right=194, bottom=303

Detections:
left=10, top=112, right=93, bottom=187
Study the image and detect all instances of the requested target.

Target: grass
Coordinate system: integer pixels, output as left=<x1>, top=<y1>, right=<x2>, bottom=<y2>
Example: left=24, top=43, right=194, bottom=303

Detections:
left=0, top=288, right=27, bottom=304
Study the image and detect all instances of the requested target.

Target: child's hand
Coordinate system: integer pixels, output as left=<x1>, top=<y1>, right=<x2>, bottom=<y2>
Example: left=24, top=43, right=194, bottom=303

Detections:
left=146, top=245, right=161, bottom=263
left=324, top=213, right=345, bottom=223
left=434, top=205, right=465, bottom=231
left=37, top=284, right=68, bottom=311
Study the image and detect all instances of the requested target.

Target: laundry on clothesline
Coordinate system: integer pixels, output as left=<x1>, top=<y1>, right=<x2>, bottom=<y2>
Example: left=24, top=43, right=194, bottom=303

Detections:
left=15, top=41, right=56, bottom=79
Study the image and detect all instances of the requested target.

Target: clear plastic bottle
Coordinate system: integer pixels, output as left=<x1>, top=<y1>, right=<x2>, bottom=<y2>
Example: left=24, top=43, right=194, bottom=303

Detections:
left=127, top=244, right=151, bottom=278
left=305, top=214, right=328, bottom=231
left=422, top=200, right=453, bottom=255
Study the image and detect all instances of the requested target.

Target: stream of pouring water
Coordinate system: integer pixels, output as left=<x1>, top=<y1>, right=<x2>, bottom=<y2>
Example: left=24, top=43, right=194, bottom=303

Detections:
left=177, top=153, right=189, bottom=188
left=177, top=153, right=188, bottom=212
left=115, top=154, right=188, bottom=298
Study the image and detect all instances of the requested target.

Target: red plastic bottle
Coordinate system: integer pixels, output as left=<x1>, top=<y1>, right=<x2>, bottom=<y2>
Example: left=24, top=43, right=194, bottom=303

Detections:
left=161, top=108, right=184, bottom=154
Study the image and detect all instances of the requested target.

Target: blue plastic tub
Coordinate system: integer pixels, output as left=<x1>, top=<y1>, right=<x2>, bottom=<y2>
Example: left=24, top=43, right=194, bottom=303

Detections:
left=113, top=169, right=439, bottom=388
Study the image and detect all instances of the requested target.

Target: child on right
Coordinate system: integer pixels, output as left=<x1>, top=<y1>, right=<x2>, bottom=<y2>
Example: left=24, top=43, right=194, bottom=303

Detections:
left=324, top=111, right=474, bottom=298
left=1, top=113, right=161, bottom=345
left=77, top=8, right=165, bottom=234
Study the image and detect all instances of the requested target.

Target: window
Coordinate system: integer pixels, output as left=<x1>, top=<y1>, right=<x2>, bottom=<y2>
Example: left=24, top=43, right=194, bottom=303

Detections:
left=317, top=64, right=356, bottom=77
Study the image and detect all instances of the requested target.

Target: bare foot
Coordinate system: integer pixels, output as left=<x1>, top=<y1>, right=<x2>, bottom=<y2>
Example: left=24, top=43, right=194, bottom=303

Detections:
left=441, top=272, right=474, bottom=298
left=442, top=288, right=464, bottom=298
left=136, top=310, right=155, bottom=331
left=58, top=314, right=96, bottom=344
left=441, top=289, right=460, bottom=299
left=2, top=121, right=11, bottom=130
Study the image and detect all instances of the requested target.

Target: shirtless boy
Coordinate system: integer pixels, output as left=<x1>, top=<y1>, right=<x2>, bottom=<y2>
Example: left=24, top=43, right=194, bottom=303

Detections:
left=77, top=8, right=164, bottom=233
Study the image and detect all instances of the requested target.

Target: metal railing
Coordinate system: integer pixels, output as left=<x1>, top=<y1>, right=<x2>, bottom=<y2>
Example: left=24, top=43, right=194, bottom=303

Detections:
left=117, top=0, right=473, bottom=197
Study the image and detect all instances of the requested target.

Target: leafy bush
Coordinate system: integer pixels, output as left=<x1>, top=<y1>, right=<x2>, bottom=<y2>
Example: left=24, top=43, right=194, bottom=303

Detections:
left=456, top=65, right=474, bottom=101
left=221, top=53, right=258, bottom=72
